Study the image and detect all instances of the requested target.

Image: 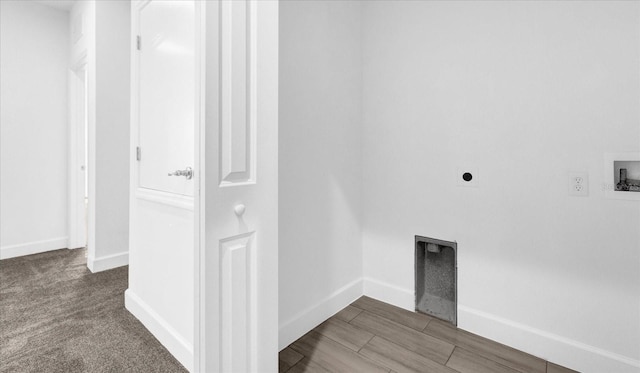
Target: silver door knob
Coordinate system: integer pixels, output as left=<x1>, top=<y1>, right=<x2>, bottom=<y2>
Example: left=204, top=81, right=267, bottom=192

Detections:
left=168, top=167, right=193, bottom=180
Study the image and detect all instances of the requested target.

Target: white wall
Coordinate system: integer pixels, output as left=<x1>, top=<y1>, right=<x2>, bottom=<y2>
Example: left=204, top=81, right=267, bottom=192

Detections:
left=361, top=2, right=640, bottom=372
left=0, top=1, right=70, bottom=259
left=69, top=0, right=130, bottom=272
left=87, top=0, right=130, bottom=272
left=278, top=0, right=364, bottom=349
left=0, top=0, right=128, bottom=267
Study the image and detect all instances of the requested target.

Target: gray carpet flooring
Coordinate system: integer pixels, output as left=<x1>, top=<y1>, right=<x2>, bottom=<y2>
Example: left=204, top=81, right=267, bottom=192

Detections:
left=0, top=248, right=187, bottom=373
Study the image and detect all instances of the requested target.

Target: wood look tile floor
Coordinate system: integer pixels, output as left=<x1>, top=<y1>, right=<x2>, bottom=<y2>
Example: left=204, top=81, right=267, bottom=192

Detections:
left=279, top=296, right=579, bottom=373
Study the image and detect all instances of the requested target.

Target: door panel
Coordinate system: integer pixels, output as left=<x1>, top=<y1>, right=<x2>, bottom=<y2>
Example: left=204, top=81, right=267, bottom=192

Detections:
left=201, top=1, right=279, bottom=372
left=139, top=0, right=195, bottom=196
left=219, top=232, right=256, bottom=373
left=220, top=0, right=254, bottom=185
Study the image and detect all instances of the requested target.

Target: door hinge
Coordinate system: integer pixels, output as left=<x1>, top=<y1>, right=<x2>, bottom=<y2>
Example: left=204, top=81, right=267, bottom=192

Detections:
left=136, top=146, right=141, bottom=161
left=136, top=35, right=141, bottom=51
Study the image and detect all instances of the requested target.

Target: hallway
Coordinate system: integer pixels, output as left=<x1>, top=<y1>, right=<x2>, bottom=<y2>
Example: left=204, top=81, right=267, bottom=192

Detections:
left=0, top=249, right=186, bottom=373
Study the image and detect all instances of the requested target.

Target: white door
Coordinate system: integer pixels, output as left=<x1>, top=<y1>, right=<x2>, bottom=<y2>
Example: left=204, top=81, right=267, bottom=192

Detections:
left=129, top=0, right=199, bottom=370
left=138, top=1, right=195, bottom=197
left=197, top=1, right=279, bottom=372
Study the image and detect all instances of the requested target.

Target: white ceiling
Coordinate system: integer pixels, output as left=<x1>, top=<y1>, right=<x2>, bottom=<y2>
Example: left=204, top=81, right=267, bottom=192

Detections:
left=32, top=0, right=76, bottom=11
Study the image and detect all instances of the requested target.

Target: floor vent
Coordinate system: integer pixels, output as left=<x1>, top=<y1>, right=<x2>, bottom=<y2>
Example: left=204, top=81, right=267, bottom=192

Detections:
left=415, top=235, right=457, bottom=325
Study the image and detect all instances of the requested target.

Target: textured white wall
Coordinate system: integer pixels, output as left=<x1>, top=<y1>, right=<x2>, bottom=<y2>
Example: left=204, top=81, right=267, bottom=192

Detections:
left=279, top=0, right=364, bottom=348
left=0, top=1, right=70, bottom=258
left=361, top=1, right=640, bottom=372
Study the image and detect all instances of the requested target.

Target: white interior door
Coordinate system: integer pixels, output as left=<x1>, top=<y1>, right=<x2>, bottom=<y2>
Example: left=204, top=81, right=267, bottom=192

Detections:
left=128, top=0, right=199, bottom=371
left=198, top=1, right=279, bottom=372
left=138, top=0, right=195, bottom=197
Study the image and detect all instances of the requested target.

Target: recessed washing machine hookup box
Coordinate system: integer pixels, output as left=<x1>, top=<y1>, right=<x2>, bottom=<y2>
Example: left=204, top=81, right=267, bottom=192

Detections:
left=604, top=153, right=640, bottom=201
left=415, top=236, right=457, bottom=325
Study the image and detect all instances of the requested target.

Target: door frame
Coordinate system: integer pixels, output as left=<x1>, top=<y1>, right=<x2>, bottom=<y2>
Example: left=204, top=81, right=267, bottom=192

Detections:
left=68, top=52, right=89, bottom=251
left=194, top=0, right=205, bottom=371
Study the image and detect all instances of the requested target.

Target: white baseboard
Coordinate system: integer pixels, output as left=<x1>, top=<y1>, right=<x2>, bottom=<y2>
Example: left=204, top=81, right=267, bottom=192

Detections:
left=279, top=278, right=363, bottom=351
left=125, top=289, right=193, bottom=372
left=363, top=277, right=640, bottom=373
left=363, top=277, right=414, bottom=311
left=87, top=251, right=128, bottom=272
left=0, top=237, right=68, bottom=260
left=458, top=306, right=640, bottom=373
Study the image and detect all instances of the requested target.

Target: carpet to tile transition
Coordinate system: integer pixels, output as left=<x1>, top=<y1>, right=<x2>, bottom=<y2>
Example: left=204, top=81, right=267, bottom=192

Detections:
left=0, top=249, right=187, bottom=373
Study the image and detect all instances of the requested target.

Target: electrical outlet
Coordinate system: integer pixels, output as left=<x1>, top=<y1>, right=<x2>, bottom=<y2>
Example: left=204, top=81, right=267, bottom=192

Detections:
left=568, top=172, right=589, bottom=196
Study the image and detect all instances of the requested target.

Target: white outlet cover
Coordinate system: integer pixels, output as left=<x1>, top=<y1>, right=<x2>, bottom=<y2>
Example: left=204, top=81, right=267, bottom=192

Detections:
left=457, top=167, right=479, bottom=187
left=568, top=172, right=589, bottom=196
